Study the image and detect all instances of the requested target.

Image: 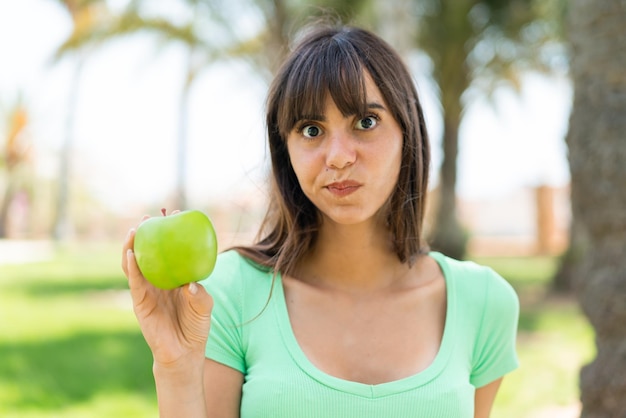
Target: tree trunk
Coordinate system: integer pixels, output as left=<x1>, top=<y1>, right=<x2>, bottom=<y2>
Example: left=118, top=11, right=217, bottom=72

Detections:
left=53, top=57, right=83, bottom=240
left=566, top=0, right=626, bottom=416
left=425, top=1, right=473, bottom=261
left=174, top=51, right=193, bottom=211
left=0, top=180, right=14, bottom=238
left=429, top=105, right=468, bottom=260
left=551, top=217, right=584, bottom=294
left=429, top=45, right=470, bottom=260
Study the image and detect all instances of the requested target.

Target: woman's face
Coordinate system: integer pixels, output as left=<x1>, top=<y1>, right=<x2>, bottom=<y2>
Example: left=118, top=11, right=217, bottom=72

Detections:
left=286, top=72, right=403, bottom=228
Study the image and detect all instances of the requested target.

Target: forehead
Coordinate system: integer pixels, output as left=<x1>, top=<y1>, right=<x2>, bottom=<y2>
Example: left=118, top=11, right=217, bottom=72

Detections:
left=362, top=72, right=385, bottom=103
left=318, top=73, right=385, bottom=114
left=278, top=70, right=381, bottom=133
left=275, top=41, right=379, bottom=135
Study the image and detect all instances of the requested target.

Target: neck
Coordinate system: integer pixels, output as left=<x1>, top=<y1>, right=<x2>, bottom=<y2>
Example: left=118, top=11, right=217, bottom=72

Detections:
left=296, top=219, right=408, bottom=293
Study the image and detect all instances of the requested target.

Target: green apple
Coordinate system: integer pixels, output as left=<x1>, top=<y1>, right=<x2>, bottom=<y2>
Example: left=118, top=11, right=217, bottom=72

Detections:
left=134, top=208, right=218, bottom=289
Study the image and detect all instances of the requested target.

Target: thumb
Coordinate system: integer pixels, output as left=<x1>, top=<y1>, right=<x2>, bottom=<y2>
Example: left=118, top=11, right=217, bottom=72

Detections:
left=186, top=282, right=214, bottom=318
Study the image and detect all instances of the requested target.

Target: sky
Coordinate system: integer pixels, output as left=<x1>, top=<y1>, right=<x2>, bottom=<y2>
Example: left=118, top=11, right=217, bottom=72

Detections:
left=0, top=0, right=572, bottom=214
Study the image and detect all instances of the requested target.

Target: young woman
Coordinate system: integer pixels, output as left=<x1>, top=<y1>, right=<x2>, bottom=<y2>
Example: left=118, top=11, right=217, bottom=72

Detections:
left=122, top=23, right=519, bottom=418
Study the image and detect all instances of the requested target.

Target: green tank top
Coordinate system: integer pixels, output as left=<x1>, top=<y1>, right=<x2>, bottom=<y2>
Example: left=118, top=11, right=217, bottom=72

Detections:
left=200, top=250, right=519, bottom=417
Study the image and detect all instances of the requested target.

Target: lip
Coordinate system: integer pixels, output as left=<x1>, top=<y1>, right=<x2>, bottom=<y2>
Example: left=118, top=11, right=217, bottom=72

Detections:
left=325, top=180, right=362, bottom=197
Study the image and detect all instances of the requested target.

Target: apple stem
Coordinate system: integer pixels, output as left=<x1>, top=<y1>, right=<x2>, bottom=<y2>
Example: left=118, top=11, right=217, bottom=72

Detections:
left=161, top=208, right=167, bottom=216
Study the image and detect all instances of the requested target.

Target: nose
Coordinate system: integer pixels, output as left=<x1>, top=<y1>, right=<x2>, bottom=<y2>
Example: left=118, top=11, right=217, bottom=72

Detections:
left=325, top=130, right=356, bottom=170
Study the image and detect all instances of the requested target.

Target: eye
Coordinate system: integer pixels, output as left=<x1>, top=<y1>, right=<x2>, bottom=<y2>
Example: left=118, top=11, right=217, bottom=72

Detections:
left=301, top=124, right=322, bottom=138
left=355, top=115, right=378, bottom=130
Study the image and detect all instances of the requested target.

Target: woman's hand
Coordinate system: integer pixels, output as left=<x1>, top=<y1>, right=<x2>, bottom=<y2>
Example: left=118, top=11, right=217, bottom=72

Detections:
left=121, top=215, right=214, bottom=368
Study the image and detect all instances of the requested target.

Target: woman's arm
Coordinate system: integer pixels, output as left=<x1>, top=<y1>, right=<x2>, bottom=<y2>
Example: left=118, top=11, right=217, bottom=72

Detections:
left=122, top=223, right=215, bottom=417
left=153, top=359, right=209, bottom=417
left=474, top=378, right=503, bottom=418
left=204, top=359, right=244, bottom=418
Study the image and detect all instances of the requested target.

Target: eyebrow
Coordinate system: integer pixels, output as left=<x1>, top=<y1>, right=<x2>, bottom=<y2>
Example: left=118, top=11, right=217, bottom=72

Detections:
left=367, top=102, right=386, bottom=111
left=298, top=102, right=387, bottom=122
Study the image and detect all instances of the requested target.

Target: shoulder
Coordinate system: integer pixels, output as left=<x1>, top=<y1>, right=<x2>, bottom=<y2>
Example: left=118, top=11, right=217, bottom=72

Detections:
left=199, top=249, right=275, bottom=317
left=201, top=250, right=269, bottom=287
left=430, top=252, right=519, bottom=336
left=430, top=251, right=518, bottom=309
left=213, top=249, right=268, bottom=275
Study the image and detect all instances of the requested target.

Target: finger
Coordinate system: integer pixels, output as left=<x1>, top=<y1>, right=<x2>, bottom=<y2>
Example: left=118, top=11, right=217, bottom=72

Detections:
left=183, top=282, right=214, bottom=344
left=186, top=282, right=214, bottom=317
left=126, top=249, right=149, bottom=302
left=126, top=249, right=161, bottom=322
left=171, top=209, right=181, bottom=215
left=121, top=228, right=136, bottom=276
left=123, top=215, right=150, bottom=275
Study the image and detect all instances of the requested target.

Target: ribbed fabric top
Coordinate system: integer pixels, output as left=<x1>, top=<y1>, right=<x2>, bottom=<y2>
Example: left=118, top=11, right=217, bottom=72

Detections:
left=200, top=250, right=519, bottom=418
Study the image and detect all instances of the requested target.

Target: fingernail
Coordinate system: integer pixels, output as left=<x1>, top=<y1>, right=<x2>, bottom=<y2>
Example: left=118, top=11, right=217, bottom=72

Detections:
left=189, top=282, right=198, bottom=295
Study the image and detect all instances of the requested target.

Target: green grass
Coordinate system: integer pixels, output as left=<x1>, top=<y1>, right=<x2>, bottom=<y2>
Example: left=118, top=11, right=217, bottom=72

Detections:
left=0, top=242, right=158, bottom=417
left=475, top=255, right=595, bottom=418
left=0, top=244, right=595, bottom=417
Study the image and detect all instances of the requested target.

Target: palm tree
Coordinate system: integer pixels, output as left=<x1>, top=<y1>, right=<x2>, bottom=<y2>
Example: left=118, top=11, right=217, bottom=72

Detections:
left=565, top=0, right=626, bottom=415
left=223, top=0, right=376, bottom=80
left=0, top=97, right=32, bottom=238
left=50, top=0, right=108, bottom=240
left=239, top=0, right=567, bottom=261
left=54, top=0, right=375, bottom=210
left=54, top=0, right=257, bottom=210
left=408, top=0, right=565, bottom=259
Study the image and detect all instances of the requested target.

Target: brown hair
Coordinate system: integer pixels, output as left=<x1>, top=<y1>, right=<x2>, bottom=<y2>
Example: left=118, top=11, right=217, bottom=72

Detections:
left=235, top=23, right=431, bottom=275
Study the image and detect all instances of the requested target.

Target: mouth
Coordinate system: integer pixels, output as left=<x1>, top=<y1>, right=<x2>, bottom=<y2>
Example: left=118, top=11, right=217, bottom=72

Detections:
left=325, top=180, right=362, bottom=197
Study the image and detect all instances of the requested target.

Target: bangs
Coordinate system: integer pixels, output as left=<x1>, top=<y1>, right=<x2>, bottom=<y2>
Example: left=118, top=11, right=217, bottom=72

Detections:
left=258, top=25, right=431, bottom=271
left=276, top=36, right=369, bottom=137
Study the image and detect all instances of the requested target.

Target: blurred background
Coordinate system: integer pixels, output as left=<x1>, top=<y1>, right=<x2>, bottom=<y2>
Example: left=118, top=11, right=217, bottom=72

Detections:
left=0, top=0, right=572, bottom=247
left=3, top=0, right=623, bottom=417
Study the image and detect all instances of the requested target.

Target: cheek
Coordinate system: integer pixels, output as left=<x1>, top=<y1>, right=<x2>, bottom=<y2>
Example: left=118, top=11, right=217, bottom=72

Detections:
left=378, top=140, right=403, bottom=193
left=288, top=143, right=320, bottom=176
left=377, top=137, right=402, bottom=173
left=287, top=149, right=303, bottom=178
left=287, top=146, right=314, bottom=191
